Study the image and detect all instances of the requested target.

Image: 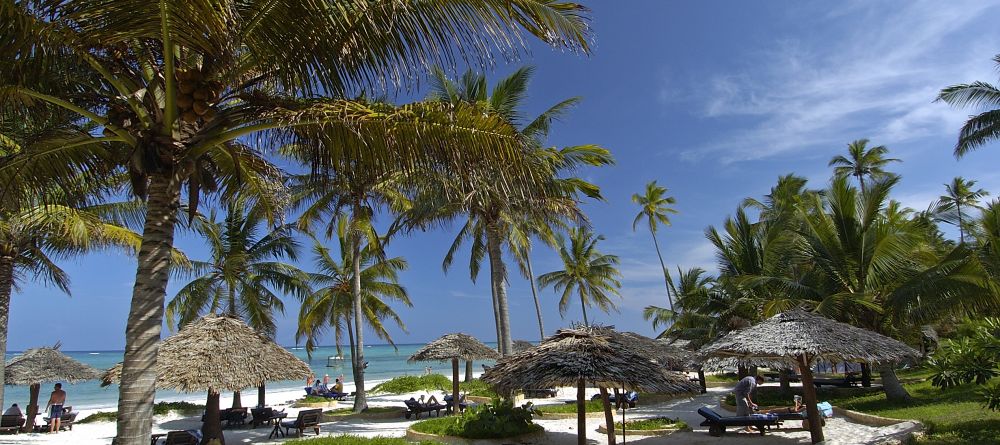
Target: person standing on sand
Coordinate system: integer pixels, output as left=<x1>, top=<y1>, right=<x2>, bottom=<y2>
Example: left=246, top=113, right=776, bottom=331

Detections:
left=733, top=375, right=763, bottom=432
left=44, top=383, right=66, bottom=433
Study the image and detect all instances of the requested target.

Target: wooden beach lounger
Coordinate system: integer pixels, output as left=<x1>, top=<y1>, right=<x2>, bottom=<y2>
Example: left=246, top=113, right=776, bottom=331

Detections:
left=697, top=407, right=780, bottom=436
left=403, top=399, right=445, bottom=419
left=0, top=415, right=24, bottom=434
left=281, top=408, right=322, bottom=437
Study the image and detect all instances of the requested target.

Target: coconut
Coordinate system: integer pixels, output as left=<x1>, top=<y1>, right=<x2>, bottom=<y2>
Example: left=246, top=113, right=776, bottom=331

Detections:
left=176, top=95, right=194, bottom=110
left=192, top=88, right=210, bottom=101
left=181, top=110, right=200, bottom=123
left=192, top=101, right=210, bottom=116
left=179, top=80, right=197, bottom=95
left=202, top=108, right=218, bottom=121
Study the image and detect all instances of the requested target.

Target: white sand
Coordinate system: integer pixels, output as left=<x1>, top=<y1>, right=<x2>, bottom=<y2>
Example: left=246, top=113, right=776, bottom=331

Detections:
left=0, top=379, right=919, bottom=445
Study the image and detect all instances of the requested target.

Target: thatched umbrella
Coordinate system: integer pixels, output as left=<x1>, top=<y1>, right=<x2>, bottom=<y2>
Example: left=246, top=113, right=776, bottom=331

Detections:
left=512, top=340, right=535, bottom=353
left=699, top=310, right=919, bottom=444
left=408, top=333, right=500, bottom=415
left=5, top=345, right=101, bottom=432
left=102, top=314, right=311, bottom=445
left=483, top=326, right=699, bottom=445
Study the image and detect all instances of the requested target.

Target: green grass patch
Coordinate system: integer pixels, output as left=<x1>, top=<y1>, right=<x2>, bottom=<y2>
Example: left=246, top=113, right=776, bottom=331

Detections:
left=533, top=400, right=604, bottom=414
left=285, top=435, right=438, bottom=445
left=705, top=372, right=740, bottom=383
left=372, top=375, right=451, bottom=394
left=79, top=401, right=205, bottom=423
left=459, top=379, right=497, bottom=398
left=410, top=401, right=540, bottom=439
left=323, top=407, right=401, bottom=416
left=613, top=417, right=688, bottom=431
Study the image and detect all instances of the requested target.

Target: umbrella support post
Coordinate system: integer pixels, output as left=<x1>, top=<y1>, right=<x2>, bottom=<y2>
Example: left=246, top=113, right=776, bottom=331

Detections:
left=797, top=355, right=824, bottom=444
left=599, top=387, right=615, bottom=445
left=622, top=405, right=626, bottom=445
left=202, top=389, right=225, bottom=445
left=23, top=383, right=39, bottom=433
left=257, top=383, right=266, bottom=408
left=451, top=358, right=460, bottom=416
left=577, top=378, right=586, bottom=445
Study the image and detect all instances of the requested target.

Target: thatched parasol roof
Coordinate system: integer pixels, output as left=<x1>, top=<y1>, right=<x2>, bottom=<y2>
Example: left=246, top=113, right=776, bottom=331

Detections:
left=5, top=347, right=101, bottom=385
left=483, top=326, right=699, bottom=395
left=699, top=310, right=919, bottom=367
left=512, top=340, right=535, bottom=353
left=616, top=331, right=696, bottom=371
left=408, top=333, right=501, bottom=363
left=102, top=314, right=311, bottom=392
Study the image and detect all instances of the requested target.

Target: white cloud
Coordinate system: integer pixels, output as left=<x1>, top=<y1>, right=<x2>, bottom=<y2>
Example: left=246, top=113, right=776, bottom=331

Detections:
left=678, top=0, right=1000, bottom=163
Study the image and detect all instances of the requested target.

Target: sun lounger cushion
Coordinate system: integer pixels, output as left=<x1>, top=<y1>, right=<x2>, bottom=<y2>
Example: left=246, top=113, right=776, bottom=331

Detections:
left=697, top=407, right=779, bottom=436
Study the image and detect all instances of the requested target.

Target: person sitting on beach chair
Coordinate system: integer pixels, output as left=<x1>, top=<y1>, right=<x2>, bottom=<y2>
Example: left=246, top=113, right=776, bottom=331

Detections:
left=419, top=394, right=441, bottom=407
left=765, top=395, right=825, bottom=429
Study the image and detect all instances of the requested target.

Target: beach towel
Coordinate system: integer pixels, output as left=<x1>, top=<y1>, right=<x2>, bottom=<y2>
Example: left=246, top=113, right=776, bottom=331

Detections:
left=817, top=402, right=833, bottom=417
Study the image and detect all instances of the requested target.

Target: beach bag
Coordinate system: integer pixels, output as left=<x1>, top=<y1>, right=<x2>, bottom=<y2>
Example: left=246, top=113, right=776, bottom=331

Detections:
left=817, top=401, right=833, bottom=418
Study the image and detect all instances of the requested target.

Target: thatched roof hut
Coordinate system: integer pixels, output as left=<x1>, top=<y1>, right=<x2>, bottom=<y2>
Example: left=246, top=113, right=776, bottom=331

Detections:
left=615, top=332, right=694, bottom=371
left=699, top=310, right=918, bottom=367
left=5, top=346, right=101, bottom=385
left=408, top=333, right=501, bottom=363
left=102, top=314, right=311, bottom=445
left=102, top=314, right=311, bottom=392
left=698, top=310, right=919, bottom=444
left=512, top=340, right=535, bottom=353
left=409, top=333, right=500, bottom=415
left=483, top=326, right=699, bottom=445
left=5, top=346, right=102, bottom=432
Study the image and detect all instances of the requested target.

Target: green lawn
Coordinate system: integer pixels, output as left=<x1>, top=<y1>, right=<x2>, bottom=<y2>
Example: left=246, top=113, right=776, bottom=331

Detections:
left=285, top=435, right=438, bottom=445
left=324, top=407, right=401, bottom=416
left=533, top=400, right=604, bottom=414
left=705, top=372, right=740, bottom=383
left=369, top=375, right=497, bottom=398
left=614, top=417, right=689, bottom=431
left=723, top=368, right=1000, bottom=445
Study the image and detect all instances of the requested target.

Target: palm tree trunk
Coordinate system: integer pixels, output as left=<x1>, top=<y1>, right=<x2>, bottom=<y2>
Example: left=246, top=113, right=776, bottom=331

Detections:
left=115, top=174, right=180, bottom=445
left=579, top=288, right=589, bottom=326
left=797, top=355, right=824, bottom=444
left=878, top=363, right=912, bottom=402
left=525, top=255, right=545, bottom=341
left=350, top=226, right=367, bottom=412
left=649, top=229, right=674, bottom=311
left=464, top=360, right=473, bottom=382
left=599, top=387, right=616, bottom=445
left=957, top=202, right=965, bottom=244
left=486, top=229, right=512, bottom=356
left=0, top=255, right=14, bottom=409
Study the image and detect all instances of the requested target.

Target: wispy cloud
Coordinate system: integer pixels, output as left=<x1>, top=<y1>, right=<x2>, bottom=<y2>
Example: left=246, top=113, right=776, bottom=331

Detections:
left=678, top=0, right=1000, bottom=163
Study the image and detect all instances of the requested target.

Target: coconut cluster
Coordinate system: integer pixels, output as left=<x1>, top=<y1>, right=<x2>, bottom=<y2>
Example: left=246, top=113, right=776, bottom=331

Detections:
left=176, top=68, right=222, bottom=123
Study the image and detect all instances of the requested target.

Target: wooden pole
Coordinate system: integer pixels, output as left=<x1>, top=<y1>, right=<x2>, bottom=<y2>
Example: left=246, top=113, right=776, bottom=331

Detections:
left=599, top=387, right=615, bottom=444
left=23, top=383, right=39, bottom=433
left=576, top=378, right=586, bottom=445
left=797, top=355, right=824, bottom=444
left=451, top=358, right=460, bottom=415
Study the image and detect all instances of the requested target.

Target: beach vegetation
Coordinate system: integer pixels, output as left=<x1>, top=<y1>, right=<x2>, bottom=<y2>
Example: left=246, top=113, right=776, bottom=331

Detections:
left=323, top=407, right=400, bottom=416
left=613, top=417, right=688, bottom=431
left=372, top=375, right=452, bottom=394
left=79, top=401, right=206, bottom=423
left=937, top=54, right=1000, bottom=156
left=537, top=227, right=622, bottom=326
left=286, top=435, right=438, bottom=445
left=410, top=400, right=541, bottom=439
left=532, top=399, right=604, bottom=414
left=0, top=1, right=591, bottom=442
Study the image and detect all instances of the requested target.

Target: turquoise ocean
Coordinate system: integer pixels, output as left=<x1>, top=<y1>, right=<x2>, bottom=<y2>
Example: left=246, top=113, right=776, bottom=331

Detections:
left=4, top=343, right=496, bottom=410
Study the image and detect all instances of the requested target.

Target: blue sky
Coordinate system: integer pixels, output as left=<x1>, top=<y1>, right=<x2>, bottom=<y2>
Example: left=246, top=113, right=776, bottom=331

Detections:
left=11, top=0, right=1000, bottom=351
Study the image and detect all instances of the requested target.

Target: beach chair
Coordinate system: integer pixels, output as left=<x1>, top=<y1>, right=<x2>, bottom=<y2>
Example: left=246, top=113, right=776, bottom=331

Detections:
left=443, top=394, right=468, bottom=414
left=403, top=399, right=444, bottom=419
left=0, top=415, right=24, bottom=434
left=697, top=407, right=779, bottom=436
left=281, top=408, right=322, bottom=437
left=225, top=407, right=247, bottom=427
left=42, top=406, right=78, bottom=431
left=163, top=430, right=199, bottom=445
left=251, top=407, right=284, bottom=428
left=523, top=388, right=558, bottom=398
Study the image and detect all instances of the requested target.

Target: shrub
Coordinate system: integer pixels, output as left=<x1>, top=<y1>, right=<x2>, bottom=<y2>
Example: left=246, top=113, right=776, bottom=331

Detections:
left=79, top=401, right=205, bottom=423
left=411, top=399, right=542, bottom=439
left=459, top=379, right=497, bottom=398
left=533, top=400, right=603, bottom=414
left=285, top=435, right=438, bottom=445
left=372, top=375, right=451, bottom=394
left=324, top=407, right=400, bottom=416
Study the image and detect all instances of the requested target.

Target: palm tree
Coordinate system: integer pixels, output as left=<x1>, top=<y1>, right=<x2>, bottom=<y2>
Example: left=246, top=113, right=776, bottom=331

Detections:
left=165, top=198, right=310, bottom=407
left=0, top=111, right=146, bottom=410
left=538, top=227, right=622, bottom=326
left=643, top=267, right=715, bottom=338
left=423, top=67, right=612, bottom=355
left=828, top=139, right=899, bottom=194
left=632, top=181, right=679, bottom=311
left=508, top=218, right=559, bottom=341
left=938, top=177, right=989, bottom=244
left=937, top=54, right=1000, bottom=156
left=1, top=3, right=590, bottom=442
left=296, top=227, right=410, bottom=368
